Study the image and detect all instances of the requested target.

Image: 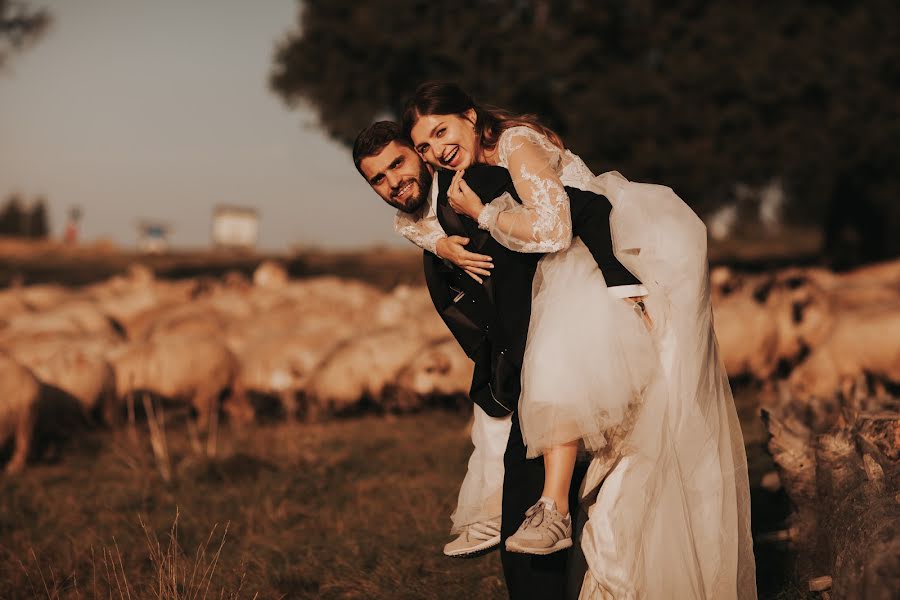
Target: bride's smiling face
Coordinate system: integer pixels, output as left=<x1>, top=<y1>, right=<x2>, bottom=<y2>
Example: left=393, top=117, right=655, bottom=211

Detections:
left=409, top=109, right=479, bottom=171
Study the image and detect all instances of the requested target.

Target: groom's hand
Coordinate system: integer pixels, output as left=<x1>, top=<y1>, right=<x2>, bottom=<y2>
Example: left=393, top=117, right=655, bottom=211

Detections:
left=436, top=235, right=494, bottom=284
left=624, top=296, right=654, bottom=331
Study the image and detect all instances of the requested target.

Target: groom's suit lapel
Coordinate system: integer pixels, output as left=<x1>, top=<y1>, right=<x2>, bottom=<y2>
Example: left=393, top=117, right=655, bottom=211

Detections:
left=436, top=167, right=520, bottom=306
left=436, top=172, right=474, bottom=238
left=436, top=171, right=495, bottom=304
left=436, top=167, right=515, bottom=253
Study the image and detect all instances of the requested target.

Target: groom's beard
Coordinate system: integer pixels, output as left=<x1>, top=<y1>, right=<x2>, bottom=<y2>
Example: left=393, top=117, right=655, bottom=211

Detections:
left=388, top=162, right=433, bottom=213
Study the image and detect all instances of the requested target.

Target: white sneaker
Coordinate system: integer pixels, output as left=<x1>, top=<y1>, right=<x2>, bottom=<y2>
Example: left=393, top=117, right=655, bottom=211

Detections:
left=443, top=517, right=502, bottom=558
left=504, top=498, right=572, bottom=555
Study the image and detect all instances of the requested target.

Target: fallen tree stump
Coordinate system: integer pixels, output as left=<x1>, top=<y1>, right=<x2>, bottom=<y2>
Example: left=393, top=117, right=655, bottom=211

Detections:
left=761, top=404, right=899, bottom=598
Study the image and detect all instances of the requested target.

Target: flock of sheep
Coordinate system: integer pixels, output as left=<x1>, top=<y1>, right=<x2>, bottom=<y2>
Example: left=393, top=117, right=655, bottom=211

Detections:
left=0, top=261, right=471, bottom=473
left=712, top=258, right=900, bottom=400
left=2, top=257, right=899, bottom=475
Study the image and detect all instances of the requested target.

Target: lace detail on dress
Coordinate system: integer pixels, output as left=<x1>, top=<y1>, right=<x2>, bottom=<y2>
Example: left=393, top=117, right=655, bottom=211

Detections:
left=481, top=126, right=573, bottom=253
left=477, top=195, right=508, bottom=231
left=498, top=126, right=563, bottom=169
left=393, top=209, right=445, bottom=255
left=560, top=150, right=596, bottom=184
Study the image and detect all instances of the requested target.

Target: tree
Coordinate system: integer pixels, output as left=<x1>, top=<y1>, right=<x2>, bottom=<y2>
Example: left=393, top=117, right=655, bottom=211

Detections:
left=270, top=1, right=900, bottom=263
left=0, top=0, right=51, bottom=69
left=0, top=193, right=25, bottom=235
left=28, top=195, right=48, bottom=238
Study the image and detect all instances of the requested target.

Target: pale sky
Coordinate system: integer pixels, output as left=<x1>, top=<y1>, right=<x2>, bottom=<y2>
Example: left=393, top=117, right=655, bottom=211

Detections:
left=0, top=0, right=403, bottom=250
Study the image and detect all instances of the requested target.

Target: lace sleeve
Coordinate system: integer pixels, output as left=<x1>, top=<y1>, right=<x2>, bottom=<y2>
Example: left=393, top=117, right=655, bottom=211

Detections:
left=393, top=209, right=446, bottom=255
left=477, top=127, right=573, bottom=253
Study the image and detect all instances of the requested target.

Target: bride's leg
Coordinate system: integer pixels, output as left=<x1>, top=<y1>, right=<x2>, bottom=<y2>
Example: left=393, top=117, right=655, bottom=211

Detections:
left=541, top=440, right=579, bottom=516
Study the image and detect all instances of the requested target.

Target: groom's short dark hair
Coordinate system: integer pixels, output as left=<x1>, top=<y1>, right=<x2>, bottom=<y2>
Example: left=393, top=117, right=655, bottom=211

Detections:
left=352, top=121, right=414, bottom=176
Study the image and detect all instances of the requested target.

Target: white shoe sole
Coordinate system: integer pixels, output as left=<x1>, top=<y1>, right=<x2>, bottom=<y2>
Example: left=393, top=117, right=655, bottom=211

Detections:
left=443, top=534, right=501, bottom=558
left=505, top=536, right=573, bottom=555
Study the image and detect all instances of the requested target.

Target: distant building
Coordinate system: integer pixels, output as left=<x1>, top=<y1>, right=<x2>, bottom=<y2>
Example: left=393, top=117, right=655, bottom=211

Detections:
left=211, top=204, right=259, bottom=249
left=137, top=220, right=171, bottom=254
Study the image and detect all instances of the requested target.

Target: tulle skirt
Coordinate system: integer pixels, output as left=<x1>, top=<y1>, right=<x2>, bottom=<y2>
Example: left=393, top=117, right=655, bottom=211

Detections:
left=580, top=173, right=755, bottom=599
left=519, top=237, right=657, bottom=459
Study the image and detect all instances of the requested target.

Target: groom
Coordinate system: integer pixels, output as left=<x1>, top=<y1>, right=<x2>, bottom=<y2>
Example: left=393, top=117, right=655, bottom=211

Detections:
left=353, top=121, right=646, bottom=599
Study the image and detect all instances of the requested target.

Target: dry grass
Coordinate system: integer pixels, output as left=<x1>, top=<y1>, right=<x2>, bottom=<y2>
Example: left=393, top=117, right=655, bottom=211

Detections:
left=1, top=412, right=506, bottom=599
left=1, top=388, right=805, bottom=599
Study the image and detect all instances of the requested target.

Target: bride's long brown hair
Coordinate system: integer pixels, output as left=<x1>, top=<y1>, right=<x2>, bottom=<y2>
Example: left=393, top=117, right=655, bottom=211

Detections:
left=401, top=82, right=565, bottom=157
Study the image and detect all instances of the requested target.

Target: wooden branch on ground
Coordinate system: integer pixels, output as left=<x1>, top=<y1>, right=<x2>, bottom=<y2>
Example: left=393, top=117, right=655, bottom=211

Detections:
left=762, top=402, right=899, bottom=599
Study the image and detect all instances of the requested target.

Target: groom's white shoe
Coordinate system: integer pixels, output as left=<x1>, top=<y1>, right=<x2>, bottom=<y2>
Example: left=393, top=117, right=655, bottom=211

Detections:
left=443, top=517, right=502, bottom=558
left=505, top=497, right=572, bottom=555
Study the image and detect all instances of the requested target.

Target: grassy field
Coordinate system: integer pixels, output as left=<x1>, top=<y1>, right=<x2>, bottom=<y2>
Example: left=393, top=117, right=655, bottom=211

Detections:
left=2, top=411, right=507, bottom=599
left=1, top=387, right=808, bottom=600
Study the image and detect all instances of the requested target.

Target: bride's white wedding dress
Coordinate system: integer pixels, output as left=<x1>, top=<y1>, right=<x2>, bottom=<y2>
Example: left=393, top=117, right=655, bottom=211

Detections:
left=397, top=126, right=756, bottom=599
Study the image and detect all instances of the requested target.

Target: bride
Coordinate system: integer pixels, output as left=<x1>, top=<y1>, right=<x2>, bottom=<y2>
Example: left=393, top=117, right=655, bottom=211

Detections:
left=397, top=82, right=757, bottom=599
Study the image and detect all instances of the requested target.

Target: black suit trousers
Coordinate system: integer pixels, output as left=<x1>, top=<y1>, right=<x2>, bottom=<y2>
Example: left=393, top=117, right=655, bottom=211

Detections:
left=500, top=411, right=587, bottom=600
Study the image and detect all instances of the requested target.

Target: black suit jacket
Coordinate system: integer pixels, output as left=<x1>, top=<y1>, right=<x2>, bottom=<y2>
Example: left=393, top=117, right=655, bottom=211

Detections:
left=423, top=165, right=643, bottom=417
left=423, top=166, right=540, bottom=417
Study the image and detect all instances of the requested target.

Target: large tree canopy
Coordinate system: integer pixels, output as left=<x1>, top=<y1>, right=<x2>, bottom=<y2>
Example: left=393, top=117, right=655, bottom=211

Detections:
left=271, top=1, right=900, bottom=262
left=0, top=0, right=51, bottom=69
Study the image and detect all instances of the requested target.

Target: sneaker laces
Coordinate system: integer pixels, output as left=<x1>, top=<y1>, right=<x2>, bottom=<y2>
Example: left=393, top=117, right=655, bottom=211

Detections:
left=523, top=502, right=548, bottom=528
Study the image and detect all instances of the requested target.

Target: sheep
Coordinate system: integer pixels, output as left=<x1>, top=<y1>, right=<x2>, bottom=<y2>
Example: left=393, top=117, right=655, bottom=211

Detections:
left=235, top=320, right=359, bottom=419
left=123, top=302, right=229, bottom=342
left=306, top=325, right=453, bottom=416
left=0, top=353, right=40, bottom=474
left=17, top=284, right=73, bottom=311
left=253, top=260, right=288, bottom=289
left=0, top=290, right=30, bottom=326
left=8, top=339, right=117, bottom=426
left=108, top=334, right=251, bottom=429
left=390, top=339, right=474, bottom=411
left=0, top=300, right=120, bottom=344
left=789, top=305, right=900, bottom=401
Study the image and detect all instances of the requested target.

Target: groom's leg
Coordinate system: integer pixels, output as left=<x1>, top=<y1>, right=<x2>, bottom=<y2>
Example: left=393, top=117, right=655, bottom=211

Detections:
left=500, top=411, right=568, bottom=600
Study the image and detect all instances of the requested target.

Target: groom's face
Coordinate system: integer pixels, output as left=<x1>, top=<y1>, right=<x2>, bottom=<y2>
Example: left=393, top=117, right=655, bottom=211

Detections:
left=359, top=141, right=432, bottom=213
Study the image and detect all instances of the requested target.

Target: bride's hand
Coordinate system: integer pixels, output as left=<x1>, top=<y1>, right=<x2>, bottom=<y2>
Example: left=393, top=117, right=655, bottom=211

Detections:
left=447, top=170, right=484, bottom=221
left=624, top=296, right=653, bottom=331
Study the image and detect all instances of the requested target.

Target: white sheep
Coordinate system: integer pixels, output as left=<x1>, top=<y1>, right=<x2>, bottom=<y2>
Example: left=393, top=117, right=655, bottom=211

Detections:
left=0, top=353, right=41, bottom=474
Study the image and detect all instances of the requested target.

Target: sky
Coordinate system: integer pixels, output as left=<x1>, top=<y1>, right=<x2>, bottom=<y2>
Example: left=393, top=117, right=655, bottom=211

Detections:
left=0, top=0, right=403, bottom=250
